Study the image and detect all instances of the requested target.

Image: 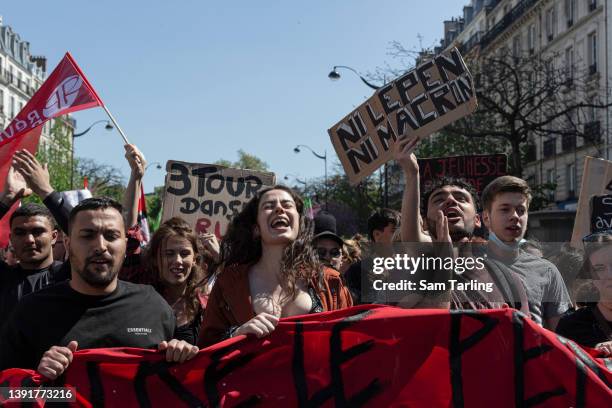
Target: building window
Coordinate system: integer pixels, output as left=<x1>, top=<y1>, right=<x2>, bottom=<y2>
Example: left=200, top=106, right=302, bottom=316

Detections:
left=566, top=163, right=576, bottom=198
left=0, top=90, right=3, bottom=114
left=544, top=138, right=556, bottom=158
left=545, top=7, right=556, bottom=42
left=564, top=46, right=574, bottom=84
left=565, top=0, right=576, bottom=27
left=9, top=96, right=15, bottom=118
left=512, top=36, right=522, bottom=60
left=588, top=32, right=597, bottom=74
left=546, top=169, right=555, bottom=200
left=527, top=24, right=536, bottom=53
left=589, top=0, right=598, bottom=12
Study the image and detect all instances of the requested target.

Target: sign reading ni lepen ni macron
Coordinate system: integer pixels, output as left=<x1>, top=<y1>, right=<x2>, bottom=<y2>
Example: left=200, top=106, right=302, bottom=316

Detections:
left=328, top=47, right=478, bottom=185
left=162, top=161, right=276, bottom=238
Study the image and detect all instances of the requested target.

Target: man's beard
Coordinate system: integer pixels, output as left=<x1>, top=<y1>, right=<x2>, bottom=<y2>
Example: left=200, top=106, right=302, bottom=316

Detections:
left=74, top=258, right=120, bottom=288
left=426, top=218, right=474, bottom=242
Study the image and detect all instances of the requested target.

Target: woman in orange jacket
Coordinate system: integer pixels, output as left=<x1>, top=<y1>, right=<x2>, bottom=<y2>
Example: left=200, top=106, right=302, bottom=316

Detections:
left=198, top=185, right=352, bottom=347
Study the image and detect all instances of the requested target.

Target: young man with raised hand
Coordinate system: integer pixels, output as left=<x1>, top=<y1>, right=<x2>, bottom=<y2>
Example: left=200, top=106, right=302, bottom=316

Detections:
left=394, top=136, right=529, bottom=312
left=481, top=176, right=571, bottom=330
left=0, top=197, right=199, bottom=378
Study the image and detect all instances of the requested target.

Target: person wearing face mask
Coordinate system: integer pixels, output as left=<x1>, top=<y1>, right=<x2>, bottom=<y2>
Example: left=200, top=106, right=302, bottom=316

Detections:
left=482, top=176, right=571, bottom=330
left=394, top=136, right=529, bottom=313
left=312, top=212, right=344, bottom=272
left=146, top=218, right=218, bottom=345
left=555, top=233, right=612, bottom=356
left=198, top=185, right=353, bottom=347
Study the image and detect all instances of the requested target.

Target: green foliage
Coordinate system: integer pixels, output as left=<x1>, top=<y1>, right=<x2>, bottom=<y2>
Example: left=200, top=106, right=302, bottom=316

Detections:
left=36, top=119, right=74, bottom=192
left=145, top=186, right=164, bottom=232
left=214, top=150, right=269, bottom=171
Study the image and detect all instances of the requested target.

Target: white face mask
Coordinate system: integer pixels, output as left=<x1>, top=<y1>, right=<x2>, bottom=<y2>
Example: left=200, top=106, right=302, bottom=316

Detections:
left=489, top=230, right=522, bottom=251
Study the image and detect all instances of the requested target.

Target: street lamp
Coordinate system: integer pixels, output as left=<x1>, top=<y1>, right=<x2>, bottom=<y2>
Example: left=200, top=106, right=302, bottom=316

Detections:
left=294, top=145, right=327, bottom=209
left=71, top=120, right=114, bottom=189
left=327, top=65, right=380, bottom=90
left=283, top=174, right=307, bottom=189
left=328, top=65, right=390, bottom=207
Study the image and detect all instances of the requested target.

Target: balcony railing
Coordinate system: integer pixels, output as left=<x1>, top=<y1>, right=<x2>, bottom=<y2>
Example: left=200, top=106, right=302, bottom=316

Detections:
left=479, top=0, right=539, bottom=50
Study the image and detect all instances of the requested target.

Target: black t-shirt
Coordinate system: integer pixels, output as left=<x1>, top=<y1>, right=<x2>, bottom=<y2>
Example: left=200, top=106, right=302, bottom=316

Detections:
left=0, top=280, right=176, bottom=370
left=556, top=306, right=612, bottom=348
left=0, top=261, right=70, bottom=324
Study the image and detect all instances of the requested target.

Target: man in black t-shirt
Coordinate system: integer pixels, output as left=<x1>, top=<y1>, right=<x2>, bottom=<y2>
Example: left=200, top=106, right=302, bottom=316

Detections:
left=0, top=197, right=198, bottom=379
left=0, top=159, right=71, bottom=322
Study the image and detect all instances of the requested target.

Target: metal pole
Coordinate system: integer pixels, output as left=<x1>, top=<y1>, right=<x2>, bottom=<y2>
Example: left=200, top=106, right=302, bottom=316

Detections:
left=102, top=104, right=130, bottom=145
left=324, top=152, right=328, bottom=210
left=384, top=163, right=388, bottom=208
left=70, top=135, right=74, bottom=190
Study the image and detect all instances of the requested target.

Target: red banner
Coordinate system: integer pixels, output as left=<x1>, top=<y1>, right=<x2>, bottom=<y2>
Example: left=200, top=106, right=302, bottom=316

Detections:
left=1, top=306, right=611, bottom=407
left=0, top=53, right=103, bottom=246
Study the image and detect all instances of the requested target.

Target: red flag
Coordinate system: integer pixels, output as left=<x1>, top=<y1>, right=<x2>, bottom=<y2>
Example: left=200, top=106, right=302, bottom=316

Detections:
left=138, top=184, right=150, bottom=243
left=0, top=53, right=104, bottom=246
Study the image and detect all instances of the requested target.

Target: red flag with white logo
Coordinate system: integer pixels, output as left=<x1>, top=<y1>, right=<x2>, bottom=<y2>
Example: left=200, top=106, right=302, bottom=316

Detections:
left=138, top=184, right=151, bottom=244
left=0, top=53, right=104, bottom=246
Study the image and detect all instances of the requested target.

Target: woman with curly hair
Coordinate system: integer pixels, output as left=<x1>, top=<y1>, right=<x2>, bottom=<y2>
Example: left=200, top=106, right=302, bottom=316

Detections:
left=147, top=217, right=218, bottom=345
left=198, top=185, right=353, bottom=346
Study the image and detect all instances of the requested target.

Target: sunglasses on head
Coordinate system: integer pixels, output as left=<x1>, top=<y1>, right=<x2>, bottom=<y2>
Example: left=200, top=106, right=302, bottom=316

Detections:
left=316, top=247, right=342, bottom=258
left=583, top=230, right=612, bottom=243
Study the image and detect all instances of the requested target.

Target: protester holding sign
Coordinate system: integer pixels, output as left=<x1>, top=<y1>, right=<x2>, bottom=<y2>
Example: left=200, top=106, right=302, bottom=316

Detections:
left=556, top=233, right=612, bottom=355
left=198, top=186, right=352, bottom=346
left=395, top=136, right=529, bottom=312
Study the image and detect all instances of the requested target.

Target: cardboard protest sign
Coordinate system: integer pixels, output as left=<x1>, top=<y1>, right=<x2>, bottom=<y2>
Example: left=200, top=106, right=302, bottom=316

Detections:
left=328, top=47, right=478, bottom=185
left=571, top=156, right=612, bottom=247
left=418, top=154, right=507, bottom=194
left=162, top=161, right=275, bottom=238
left=590, top=195, right=612, bottom=234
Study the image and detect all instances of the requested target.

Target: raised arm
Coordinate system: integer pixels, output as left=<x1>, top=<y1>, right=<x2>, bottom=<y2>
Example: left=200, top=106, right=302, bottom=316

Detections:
left=12, top=150, right=71, bottom=232
left=123, top=144, right=146, bottom=229
left=0, top=165, right=32, bottom=218
left=393, top=137, right=431, bottom=243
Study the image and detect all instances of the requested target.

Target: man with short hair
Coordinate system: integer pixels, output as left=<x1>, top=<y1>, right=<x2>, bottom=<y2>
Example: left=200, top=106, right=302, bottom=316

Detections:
left=344, top=209, right=401, bottom=304
left=0, top=197, right=198, bottom=378
left=367, top=208, right=401, bottom=244
left=481, top=175, right=571, bottom=329
left=395, top=137, right=529, bottom=312
left=0, top=162, right=70, bottom=321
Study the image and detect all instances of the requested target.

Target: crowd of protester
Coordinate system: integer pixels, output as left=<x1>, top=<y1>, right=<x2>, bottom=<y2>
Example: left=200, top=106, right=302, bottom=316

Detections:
left=0, top=135, right=610, bottom=379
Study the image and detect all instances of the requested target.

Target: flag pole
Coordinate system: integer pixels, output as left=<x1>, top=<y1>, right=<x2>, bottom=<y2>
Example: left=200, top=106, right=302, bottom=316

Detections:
left=101, top=104, right=130, bottom=145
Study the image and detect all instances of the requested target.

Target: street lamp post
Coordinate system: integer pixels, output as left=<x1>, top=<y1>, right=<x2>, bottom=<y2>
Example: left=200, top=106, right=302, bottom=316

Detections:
left=327, top=66, right=380, bottom=90
left=71, top=120, right=114, bottom=189
left=293, top=145, right=327, bottom=209
left=283, top=174, right=307, bottom=190
left=328, top=65, right=390, bottom=207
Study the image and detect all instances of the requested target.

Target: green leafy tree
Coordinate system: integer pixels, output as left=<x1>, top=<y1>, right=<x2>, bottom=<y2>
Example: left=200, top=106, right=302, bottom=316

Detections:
left=214, top=150, right=269, bottom=171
